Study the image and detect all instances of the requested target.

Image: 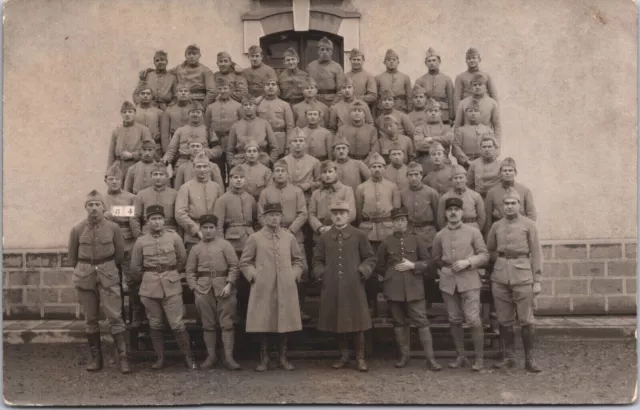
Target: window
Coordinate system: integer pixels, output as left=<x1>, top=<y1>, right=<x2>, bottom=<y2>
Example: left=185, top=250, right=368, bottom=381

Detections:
left=260, top=30, right=344, bottom=74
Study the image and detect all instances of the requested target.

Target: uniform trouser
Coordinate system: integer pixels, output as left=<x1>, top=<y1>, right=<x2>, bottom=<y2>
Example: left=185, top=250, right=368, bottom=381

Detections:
left=140, top=293, right=186, bottom=332
left=194, top=289, right=236, bottom=331
left=76, top=284, right=126, bottom=334
left=365, top=241, right=382, bottom=314
left=235, top=251, right=250, bottom=323
left=442, top=288, right=482, bottom=327
left=388, top=300, right=430, bottom=328
left=491, top=282, right=534, bottom=327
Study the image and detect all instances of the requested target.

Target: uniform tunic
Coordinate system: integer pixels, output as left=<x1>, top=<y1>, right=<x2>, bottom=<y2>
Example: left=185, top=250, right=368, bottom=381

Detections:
left=278, top=68, right=311, bottom=104
left=107, top=123, right=153, bottom=178
left=213, top=70, right=248, bottom=103
left=375, top=109, right=416, bottom=139
left=281, top=153, right=321, bottom=200
left=408, top=108, right=429, bottom=130
left=346, top=68, right=378, bottom=106
left=185, top=236, right=240, bottom=330
left=163, top=123, right=221, bottom=168
left=401, top=184, right=440, bottom=247
left=239, top=228, right=306, bottom=333
left=355, top=178, right=401, bottom=242
left=258, top=183, right=308, bottom=243
left=124, top=160, right=157, bottom=195
left=327, top=97, right=374, bottom=133
left=256, top=96, right=295, bottom=157
left=422, top=163, right=454, bottom=195
left=68, top=218, right=125, bottom=334
left=415, top=71, right=455, bottom=122
left=204, top=98, right=242, bottom=151
left=313, top=225, right=376, bottom=333
left=384, top=164, right=409, bottom=192
left=173, top=159, right=224, bottom=190
left=335, top=158, right=371, bottom=192
left=375, top=70, right=413, bottom=113
left=292, top=99, right=329, bottom=128
left=132, top=70, right=177, bottom=109
left=135, top=105, right=163, bottom=143
left=213, top=189, right=257, bottom=253
left=243, top=63, right=278, bottom=97
left=437, top=188, right=486, bottom=232
left=171, top=62, right=216, bottom=107
left=226, top=117, right=279, bottom=167
left=467, top=157, right=502, bottom=197
left=414, top=122, right=454, bottom=174
left=161, top=103, right=191, bottom=154
left=308, top=182, right=356, bottom=234
left=104, top=190, right=136, bottom=248
left=454, top=95, right=501, bottom=140
left=301, top=125, right=333, bottom=161
left=453, top=123, right=494, bottom=164
left=132, top=186, right=179, bottom=235
left=453, top=69, right=499, bottom=110
left=375, top=134, right=415, bottom=165
left=334, top=123, right=378, bottom=160
left=484, top=181, right=537, bottom=230
left=306, top=59, right=345, bottom=106
left=240, top=162, right=273, bottom=201
left=175, top=179, right=224, bottom=244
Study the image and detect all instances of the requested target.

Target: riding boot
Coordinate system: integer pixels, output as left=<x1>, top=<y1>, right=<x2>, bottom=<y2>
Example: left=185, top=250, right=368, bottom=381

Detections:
left=522, top=325, right=542, bottom=373
left=418, top=327, right=442, bottom=371
left=222, top=329, right=242, bottom=370
left=174, top=330, right=198, bottom=371
left=255, top=335, right=270, bottom=372
left=200, top=330, right=218, bottom=369
left=332, top=333, right=350, bottom=369
left=448, top=324, right=468, bottom=368
left=113, top=331, right=132, bottom=374
left=355, top=331, right=368, bottom=372
left=493, top=325, right=517, bottom=369
left=471, top=325, right=484, bottom=371
left=149, top=329, right=165, bottom=370
left=85, top=333, right=103, bottom=372
left=393, top=327, right=410, bottom=368
left=279, top=334, right=295, bottom=370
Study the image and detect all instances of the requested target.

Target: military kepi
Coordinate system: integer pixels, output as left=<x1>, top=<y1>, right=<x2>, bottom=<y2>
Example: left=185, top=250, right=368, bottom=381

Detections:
left=200, top=214, right=218, bottom=226
left=391, top=207, right=409, bottom=220
left=146, top=205, right=165, bottom=218
left=262, top=202, right=283, bottom=215
left=329, top=200, right=351, bottom=212
left=445, top=197, right=464, bottom=210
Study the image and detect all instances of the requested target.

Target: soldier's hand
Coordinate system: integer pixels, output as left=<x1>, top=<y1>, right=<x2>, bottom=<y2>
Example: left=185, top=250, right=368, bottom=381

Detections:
left=452, top=259, right=471, bottom=273
left=121, top=151, right=133, bottom=160
left=232, top=63, right=244, bottom=74
left=103, top=211, right=113, bottom=220
left=532, top=282, right=542, bottom=295
left=139, top=68, right=153, bottom=80
left=196, top=231, right=204, bottom=241
left=395, top=258, right=415, bottom=272
left=318, top=226, right=331, bottom=234
left=220, top=283, right=232, bottom=298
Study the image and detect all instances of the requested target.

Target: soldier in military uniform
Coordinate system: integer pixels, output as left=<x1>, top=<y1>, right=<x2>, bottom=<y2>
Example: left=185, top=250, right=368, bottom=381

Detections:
left=213, top=51, right=248, bottom=103
left=243, top=45, right=278, bottom=98
left=345, top=48, right=377, bottom=111
left=454, top=74, right=501, bottom=141
left=167, top=44, right=216, bottom=108
left=334, top=100, right=379, bottom=161
left=256, top=75, right=295, bottom=158
left=107, top=101, right=153, bottom=183
left=306, top=37, right=345, bottom=107
left=226, top=95, right=279, bottom=168
left=292, top=77, right=329, bottom=128
left=413, top=98, right=456, bottom=174
left=415, top=48, right=455, bottom=124
left=131, top=162, right=180, bottom=236
left=376, top=115, right=415, bottom=165
left=134, top=86, right=163, bottom=147
left=432, top=197, right=489, bottom=371
left=278, top=47, right=310, bottom=105
left=281, top=130, right=321, bottom=202
left=173, top=139, right=224, bottom=190
left=467, top=135, right=502, bottom=199
left=375, top=49, right=412, bottom=114
left=375, top=89, right=416, bottom=139
left=331, top=139, right=371, bottom=192
left=453, top=47, right=499, bottom=111
left=68, top=190, right=130, bottom=374
left=452, top=100, right=494, bottom=169
left=373, top=207, right=442, bottom=370
left=300, top=108, right=333, bottom=161
left=313, top=199, right=376, bottom=372
left=486, top=188, right=542, bottom=373
left=133, top=50, right=177, bottom=110
left=355, top=153, right=401, bottom=316
left=437, top=165, right=486, bottom=231
left=239, top=141, right=273, bottom=202
left=239, top=203, right=306, bottom=372
left=422, top=142, right=454, bottom=195
left=186, top=213, right=242, bottom=370
left=384, top=148, right=409, bottom=192
left=124, top=139, right=161, bottom=195
left=401, top=162, right=440, bottom=249
left=160, top=83, right=192, bottom=155
left=408, top=84, right=430, bottom=131
left=327, top=78, right=374, bottom=133
left=130, top=205, right=197, bottom=371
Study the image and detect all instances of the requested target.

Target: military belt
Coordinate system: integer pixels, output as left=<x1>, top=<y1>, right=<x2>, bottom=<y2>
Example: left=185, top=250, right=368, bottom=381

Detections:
left=78, top=255, right=115, bottom=265
left=498, top=252, right=530, bottom=260
left=362, top=216, right=392, bottom=223
left=462, top=217, right=477, bottom=223
left=179, top=154, right=191, bottom=159
left=225, top=221, right=253, bottom=228
left=114, top=220, right=130, bottom=227
left=317, top=89, right=336, bottom=94
left=411, top=221, right=435, bottom=228
left=350, top=154, right=369, bottom=160
left=144, top=264, right=177, bottom=273
left=115, top=156, right=135, bottom=162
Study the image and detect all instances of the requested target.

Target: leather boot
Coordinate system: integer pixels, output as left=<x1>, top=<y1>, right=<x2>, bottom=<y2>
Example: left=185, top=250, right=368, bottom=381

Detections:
left=471, top=325, right=484, bottom=371
left=522, top=325, right=542, bottom=373
left=279, top=334, right=295, bottom=370
left=113, top=332, right=131, bottom=374
left=494, top=325, right=517, bottom=369
left=448, top=324, right=468, bottom=368
left=174, top=330, right=198, bottom=371
left=201, top=331, right=218, bottom=369
left=332, top=333, right=350, bottom=369
left=149, top=329, right=165, bottom=370
left=128, top=327, right=139, bottom=352
left=355, top=331, right=368, bottom=372
left=255, top=335, right=270, bottom=372
left=85, top=333, right=103, bottom=372
left=418, top=327, right=442, bottom=371
left=222, top=330, right=242, bottom=370
left=393, top=327, right=410, bottom=368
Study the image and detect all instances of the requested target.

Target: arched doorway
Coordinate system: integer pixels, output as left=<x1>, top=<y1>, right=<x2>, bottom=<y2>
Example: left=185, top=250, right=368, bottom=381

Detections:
left=260, top=30, right=344, bottom=74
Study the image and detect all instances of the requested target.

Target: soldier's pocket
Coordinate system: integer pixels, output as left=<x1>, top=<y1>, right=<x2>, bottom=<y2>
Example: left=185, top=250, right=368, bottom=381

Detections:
left=359, top=221, right=373, bottom=236
left=97, top=263, right=120, bottom=288
left=195, top=277, right=211, bottom=294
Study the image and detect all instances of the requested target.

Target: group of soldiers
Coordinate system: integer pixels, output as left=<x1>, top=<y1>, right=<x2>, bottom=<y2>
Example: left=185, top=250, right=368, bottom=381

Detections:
left=70, top=38, right=543, bottom=376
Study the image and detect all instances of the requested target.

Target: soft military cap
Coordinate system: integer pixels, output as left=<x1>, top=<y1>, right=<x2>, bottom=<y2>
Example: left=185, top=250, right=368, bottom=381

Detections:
left=141, top=139, right=158, bottom=150
left=429, top=142, right=445, bottom=153
left=349, top=100, right=368, bottom=111
left=503, top=187, right=521, bottom=203
left=185, top=44, right=200, bottom=53
left=120, top=101, right=136, bottom=112
left=154, top=50, right=168, bottom=59
left=452, top=165, right=467, bottom=177
left=412, top=84, right=427, bottom=97
left=217, top=51, right=232, bottom=60
left=425, top=47, right=440, bottom=59
left=85, top=189, right=105, bottom=205
left=193, top=151, right=209, bottom=165
left=319, top=160, right=338, bottom=172
left=188, top=101, right=204, bottom=112
left=379, top=89, right=395, bottom=99
left=229, top=165, right=246, bottom=177
left=466, top=47, right=480, bottom=58
left=500, top=157, right=517, bottom=172
left=425, top=98, right=441, bottom=109
left=283, top=47, right=299, bottom=58
left=244, top=139, right=260, bottom=150
left=367, top=152, right=386, bottom=167
left=248, top=45, right=263, bottom=54
left=406, top=161, right=423, bottom=175
left=384, top=49, right=399, bottom=60
left=332, top=138, right=350, bottom=149
left=470, top=74, right=487, bottom=85
left=241, top=94, right=257, bottom=105
left=318, top=37, right=333, bottom=48
left=349, top=48, right=364, bottom=59
left=151, top=162, right=169, bottom=175
left=215, top=76, right=230, bottom=87
left=273, top=159, right=289, bottom=172
left=105, top=164, right=123, bottom=179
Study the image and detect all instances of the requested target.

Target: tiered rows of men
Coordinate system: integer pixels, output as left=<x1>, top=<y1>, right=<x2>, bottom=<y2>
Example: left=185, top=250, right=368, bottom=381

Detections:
left=70, top=39, right=542, bottom=376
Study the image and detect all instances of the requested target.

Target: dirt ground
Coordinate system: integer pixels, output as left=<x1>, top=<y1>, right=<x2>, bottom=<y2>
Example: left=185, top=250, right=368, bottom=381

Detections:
left=3, top=337, right=637, bottom=405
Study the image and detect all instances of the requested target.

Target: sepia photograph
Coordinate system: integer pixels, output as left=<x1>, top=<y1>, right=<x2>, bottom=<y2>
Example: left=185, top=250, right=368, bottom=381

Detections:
left=2, top=0, right=637, bottom=406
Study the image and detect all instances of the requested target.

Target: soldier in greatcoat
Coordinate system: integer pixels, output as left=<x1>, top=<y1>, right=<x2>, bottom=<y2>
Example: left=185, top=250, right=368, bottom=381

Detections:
left=239, top=203, right=306, bottom=372
left=373, top=207, right=442, bottom=370
left=278, top=47, right=310, bottom=105
left=132, top=50, right=177, bottom=110
left=432, top=197, right=489, bottom=371
left=375, top=49, right=412, bottom=113
left=415, top=48, right=455, bottom=124
left=486, top=188, right=542, bottom=373
left=68, top=190, right=130, bottom=374
left=243, top=45, right=278, bottom=98
left=130, top=205, right=197, bottom=371
left=313, top=199, right=376, bottom=372
left=107, top=101, right=153, bottom=182
left=306, top=37, right=345, bottom=107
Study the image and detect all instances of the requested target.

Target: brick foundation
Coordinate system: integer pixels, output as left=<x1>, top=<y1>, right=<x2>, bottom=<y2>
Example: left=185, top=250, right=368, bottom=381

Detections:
left=3, top=240, right=637, bottom=319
